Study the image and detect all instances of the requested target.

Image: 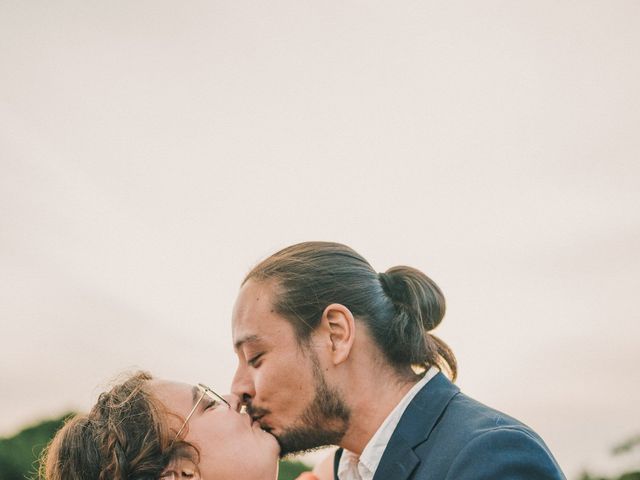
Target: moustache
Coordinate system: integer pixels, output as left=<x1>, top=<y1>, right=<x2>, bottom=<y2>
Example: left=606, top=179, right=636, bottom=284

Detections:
left=246, top=403, right=271, bottom=419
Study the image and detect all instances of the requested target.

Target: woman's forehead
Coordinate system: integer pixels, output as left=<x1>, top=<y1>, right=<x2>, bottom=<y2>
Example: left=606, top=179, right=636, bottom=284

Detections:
left=148, top=379, right=196, bottom=412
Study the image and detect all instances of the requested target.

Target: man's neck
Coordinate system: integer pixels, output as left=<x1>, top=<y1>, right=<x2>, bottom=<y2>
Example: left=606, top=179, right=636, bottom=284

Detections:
left=339, top=372, right=420, bottom=455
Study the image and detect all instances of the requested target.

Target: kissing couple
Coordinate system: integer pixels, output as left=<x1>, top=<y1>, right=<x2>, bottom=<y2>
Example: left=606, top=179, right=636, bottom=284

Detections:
left=41, top=241, right=566, bottom=480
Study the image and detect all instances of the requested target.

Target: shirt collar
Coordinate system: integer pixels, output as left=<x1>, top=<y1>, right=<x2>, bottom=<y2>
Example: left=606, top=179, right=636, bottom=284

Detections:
left=337, top=367, right=439, bottom=480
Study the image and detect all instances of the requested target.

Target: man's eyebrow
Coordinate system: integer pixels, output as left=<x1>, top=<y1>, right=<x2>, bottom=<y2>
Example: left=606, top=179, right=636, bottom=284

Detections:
left=234, top=334, right=261, bottom=350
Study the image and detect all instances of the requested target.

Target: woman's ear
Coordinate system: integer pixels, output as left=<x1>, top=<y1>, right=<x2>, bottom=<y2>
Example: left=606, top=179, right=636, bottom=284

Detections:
left=321, top=303, right=355, bottom=365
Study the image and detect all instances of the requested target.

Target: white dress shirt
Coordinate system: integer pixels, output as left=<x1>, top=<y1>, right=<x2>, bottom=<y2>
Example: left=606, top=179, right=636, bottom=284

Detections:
left=337, top=367, right=439, bottom=480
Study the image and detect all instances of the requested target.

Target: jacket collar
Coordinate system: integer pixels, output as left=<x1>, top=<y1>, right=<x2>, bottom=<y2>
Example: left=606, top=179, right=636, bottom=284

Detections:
left=371, top=372, right=460, bottom=480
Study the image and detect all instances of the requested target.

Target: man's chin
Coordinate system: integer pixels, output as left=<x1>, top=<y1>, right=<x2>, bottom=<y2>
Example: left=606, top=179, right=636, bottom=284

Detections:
left=258, top=428, right=298, bottom=458
left=273, top=427, right=343, bottom=458
left=277, top=445, right=329, bottom=459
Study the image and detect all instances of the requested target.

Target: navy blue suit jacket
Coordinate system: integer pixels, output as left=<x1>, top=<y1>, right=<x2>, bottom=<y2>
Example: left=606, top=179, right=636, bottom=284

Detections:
left=334, top=372, right=565, bottom=480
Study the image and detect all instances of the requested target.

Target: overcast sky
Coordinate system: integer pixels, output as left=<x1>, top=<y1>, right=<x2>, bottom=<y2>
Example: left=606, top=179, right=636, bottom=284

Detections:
left=1, top=1, right=639, bottom=478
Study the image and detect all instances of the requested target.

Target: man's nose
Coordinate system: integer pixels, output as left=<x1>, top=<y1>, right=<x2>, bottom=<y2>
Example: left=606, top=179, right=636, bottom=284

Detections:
left=231, top=365, right=255, bottom=404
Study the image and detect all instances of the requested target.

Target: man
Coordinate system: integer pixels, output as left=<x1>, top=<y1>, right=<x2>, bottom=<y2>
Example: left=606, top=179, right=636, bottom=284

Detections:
left=231, top=241, right=565, bottom=479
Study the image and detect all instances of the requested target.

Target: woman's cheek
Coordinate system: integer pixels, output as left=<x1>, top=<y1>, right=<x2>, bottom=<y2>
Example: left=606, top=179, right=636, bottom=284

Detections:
left=188, top=419, right=218, bottom=450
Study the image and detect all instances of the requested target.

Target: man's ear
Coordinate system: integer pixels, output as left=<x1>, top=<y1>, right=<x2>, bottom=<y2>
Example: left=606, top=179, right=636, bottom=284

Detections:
left=321, top=303, right=355, bottom=365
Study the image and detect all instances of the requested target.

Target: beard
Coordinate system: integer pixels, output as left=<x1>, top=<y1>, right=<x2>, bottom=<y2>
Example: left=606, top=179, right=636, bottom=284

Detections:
left=252, top=353, right=351, bottom=457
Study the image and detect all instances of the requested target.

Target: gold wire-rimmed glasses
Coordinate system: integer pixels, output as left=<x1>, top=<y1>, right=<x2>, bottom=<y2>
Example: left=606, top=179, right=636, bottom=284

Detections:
left=173, top=383, right=231, bottom=442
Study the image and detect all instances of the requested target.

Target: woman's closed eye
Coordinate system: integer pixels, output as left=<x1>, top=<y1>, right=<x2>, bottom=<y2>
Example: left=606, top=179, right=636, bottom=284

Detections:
left=203, top=397, right=222, bottom=411
left=160, top=465, right=198, bottom=479
left=160, top=472, right=195, bottom=479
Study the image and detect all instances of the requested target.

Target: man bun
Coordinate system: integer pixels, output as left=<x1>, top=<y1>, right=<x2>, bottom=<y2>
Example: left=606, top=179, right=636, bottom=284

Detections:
left=379, top=266, right=445, bottom=332
left=378, top=266, right=456, bottom=379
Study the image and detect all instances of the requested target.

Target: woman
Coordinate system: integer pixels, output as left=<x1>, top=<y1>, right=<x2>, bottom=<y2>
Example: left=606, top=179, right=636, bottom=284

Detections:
left=40, top=371, right=281, bottom=480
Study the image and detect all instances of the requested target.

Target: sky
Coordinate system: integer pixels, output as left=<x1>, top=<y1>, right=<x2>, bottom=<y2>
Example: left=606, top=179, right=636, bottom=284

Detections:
left=1, top=1, right=639, bottom=478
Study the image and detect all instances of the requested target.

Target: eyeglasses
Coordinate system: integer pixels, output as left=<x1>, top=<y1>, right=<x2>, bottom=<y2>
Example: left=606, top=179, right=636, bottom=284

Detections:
left=173, top=383, right=230, bottom=441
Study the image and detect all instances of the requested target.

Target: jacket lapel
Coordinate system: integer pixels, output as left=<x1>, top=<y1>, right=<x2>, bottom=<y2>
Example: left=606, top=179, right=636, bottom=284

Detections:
left=371, top=436, right=420, bottom=480
left=371, top=372, right=460, bottom=480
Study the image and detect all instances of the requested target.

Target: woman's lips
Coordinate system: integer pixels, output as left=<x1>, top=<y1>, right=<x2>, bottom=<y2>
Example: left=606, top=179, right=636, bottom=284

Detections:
left=252, top=414, right=273, bottom=432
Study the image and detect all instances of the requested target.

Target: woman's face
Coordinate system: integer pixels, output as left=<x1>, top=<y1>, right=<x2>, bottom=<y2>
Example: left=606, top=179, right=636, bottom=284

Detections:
left=150, top=379, right=280, bottom=480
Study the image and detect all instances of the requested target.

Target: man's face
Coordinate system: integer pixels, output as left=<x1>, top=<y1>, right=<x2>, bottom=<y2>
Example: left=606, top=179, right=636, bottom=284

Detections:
left=231, top=279, right=350, bottom=455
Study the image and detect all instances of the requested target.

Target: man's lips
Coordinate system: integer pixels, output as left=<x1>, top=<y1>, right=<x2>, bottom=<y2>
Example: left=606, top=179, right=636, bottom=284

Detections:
left=244, top=412, right=265, bottom=431
left=251, top=414, right=272, bottom=432
left=251, top=414, right=265, bottom=424
left=246, top=404, right=273, bottom=429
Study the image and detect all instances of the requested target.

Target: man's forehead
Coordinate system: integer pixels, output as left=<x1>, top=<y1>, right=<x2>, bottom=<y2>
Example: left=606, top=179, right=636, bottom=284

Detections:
left=233, top=333, right=262, bottom=351
left=233, top=283, right=269, bottom=328
left=232, top=281, right=298, bottom=349
left=233, top=280, right=275, bottom=316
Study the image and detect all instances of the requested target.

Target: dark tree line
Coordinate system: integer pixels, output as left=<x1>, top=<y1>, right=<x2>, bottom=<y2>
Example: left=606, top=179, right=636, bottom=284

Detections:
left=579, top=434, right=640, bottom=480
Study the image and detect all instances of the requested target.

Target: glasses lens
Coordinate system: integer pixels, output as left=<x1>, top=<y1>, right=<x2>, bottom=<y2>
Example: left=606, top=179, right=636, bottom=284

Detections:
left=197, top=383, right=230, bottom=409
left=172, top=384, right=230, bottom=444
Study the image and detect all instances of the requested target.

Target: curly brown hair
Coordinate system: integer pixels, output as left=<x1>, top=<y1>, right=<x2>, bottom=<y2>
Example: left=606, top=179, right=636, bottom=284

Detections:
left=39, top=372, right=198, bottom=480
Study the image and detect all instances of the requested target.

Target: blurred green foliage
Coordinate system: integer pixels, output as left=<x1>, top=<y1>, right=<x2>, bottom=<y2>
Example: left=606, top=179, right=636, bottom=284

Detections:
left=613, top=436, right=640, bottom=456
left=278, top=459, right=311, bottom=479
left=579, top=474, right=640, bottom=480
left=579, top=432, right=640, bottom=480
left=0, top=413, right=73, bottom=480
left=0, top=413, right=310, bottom=480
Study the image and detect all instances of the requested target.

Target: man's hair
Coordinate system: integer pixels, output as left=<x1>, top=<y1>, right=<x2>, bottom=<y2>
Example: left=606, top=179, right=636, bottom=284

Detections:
left=40, top=372, right=198, bottom=480
left=244, top=241, right=457, bottom=380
